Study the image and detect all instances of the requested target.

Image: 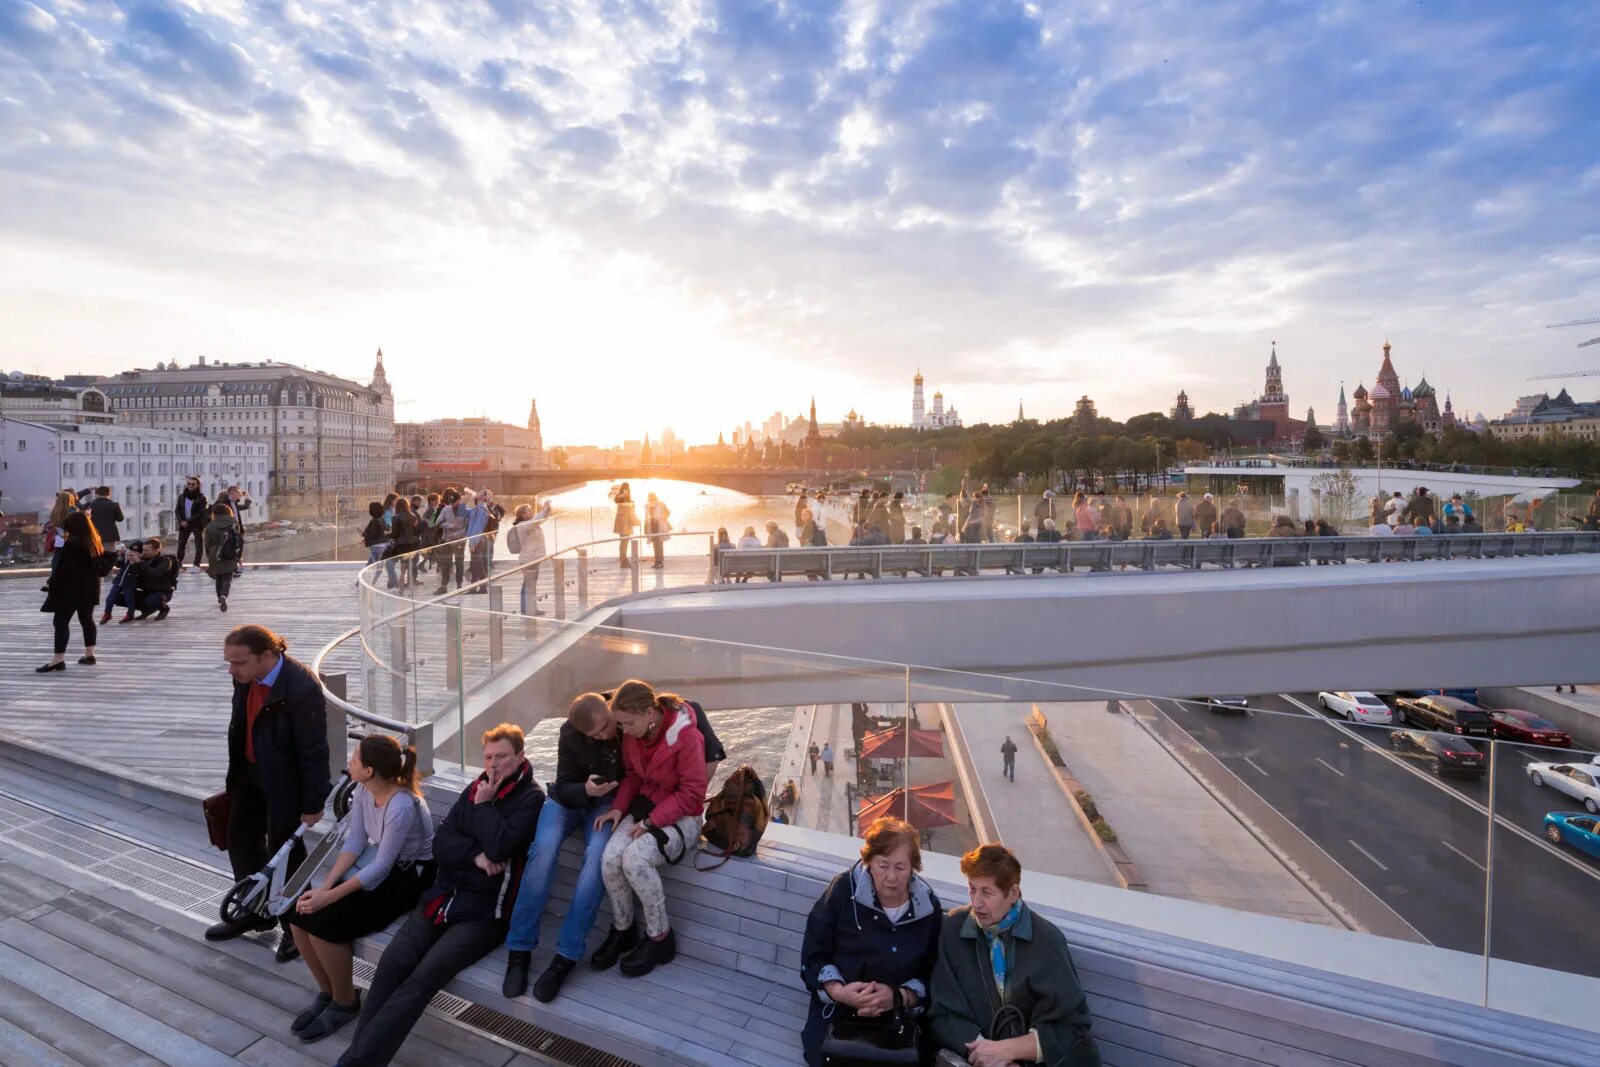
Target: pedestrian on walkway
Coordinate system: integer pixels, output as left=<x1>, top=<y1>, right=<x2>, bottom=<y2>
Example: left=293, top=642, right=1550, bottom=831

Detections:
left=435, top=488, right=468, bottom=592
left=222, top=485, right=251, bottom=573
left=361, top=501, right=388, bottom=568
left=1193, top=493, right=1217, bottom=537
left=340, top=724, right=541, bottom=1066
left=613, top=482, right=638, bottom=566
left=208, top=625, right=330, bottom=963
left=463, top=489, right=493, bottom=588
left=175, top=477, right=209, bottom=569
left=1001, top=736, right=1017, bottom=782
left=821, top=742, right=834, bottom=778
left=1175, top=491, right=1195, bottom=539
left=507, top=499, right=552, bottom=613
left=204, top=502, right=242, bottom=612
left=645, top=492, right=671, bottom=569
left=84, top=485, right=123, bottom=547
left=807, top=742, right=820, bottom=775
left=36, top=510, right=103, bottom=673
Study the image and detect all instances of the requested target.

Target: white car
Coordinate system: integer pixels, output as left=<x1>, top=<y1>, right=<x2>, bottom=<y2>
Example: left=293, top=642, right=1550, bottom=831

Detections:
left=1528, top=761, right=1600, bottom=814
left=1317, top=691, right=1394, bottom=724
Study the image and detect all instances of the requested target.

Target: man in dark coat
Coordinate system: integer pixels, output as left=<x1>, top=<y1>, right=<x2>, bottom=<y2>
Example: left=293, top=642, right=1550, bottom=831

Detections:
left=1001, top=736, right=1018, bottom=782
left=83, top=486, right=123, bottom=546
left=174, top=476, right=209, bottom=568
left=119, top=538, right=179, bottom=621
left=340, top=724, right=542, bottom=1067
left=208, top=625, right=330, bottom=962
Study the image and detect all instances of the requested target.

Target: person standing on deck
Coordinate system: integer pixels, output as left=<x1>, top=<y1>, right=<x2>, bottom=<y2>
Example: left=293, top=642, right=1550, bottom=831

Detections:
left=612, top=482, right=639, bottom=566
left=204, top=503, right=242, bottom=612
left=208, top=625, right=330, bottom=962
left=84, top=485, right=123, bottom=550
left=644, top=492, right=671, bottom=569
left=1001, top=736, right=1018, bottom=783
left=174, top=477, right=209, bottom=569
left=821, top=742, right=834, bottom=778
left=808, top=741, right=821, bottom=775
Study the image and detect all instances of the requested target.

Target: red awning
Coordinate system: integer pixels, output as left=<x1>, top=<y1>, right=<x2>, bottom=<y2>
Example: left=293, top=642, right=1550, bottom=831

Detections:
left=858, top=725, right=945, bottom=760
left=857, top=781, right=959, bottom=834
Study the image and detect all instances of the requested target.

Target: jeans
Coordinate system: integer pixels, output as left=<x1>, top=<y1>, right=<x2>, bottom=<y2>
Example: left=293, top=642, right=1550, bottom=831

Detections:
left=520, top=567, right=541, bottom=615
left=342, top=906, right=504, bottom=1067
left=53, top=605, right=96, bottom=655
left=123, top=587, right=170, bottom=614
left=468, top=542, right=489, bottom=584
left=214, top=573, right=233, bottom=600
left=104, top=573, right=131, bottom=614
left=1003, top=758, right=1015, bottom=782
left=505, top=797, right=613, bottom=960
left=176, top=526, right=204, bottom=566
left=437, top=542, right=465, bottom=588
left=1179, top=525, right=1193, bottom=539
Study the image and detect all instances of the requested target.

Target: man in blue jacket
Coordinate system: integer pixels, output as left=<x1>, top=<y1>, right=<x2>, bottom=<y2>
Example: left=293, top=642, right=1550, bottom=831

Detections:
left=337, top=723, right=542, bottom=1067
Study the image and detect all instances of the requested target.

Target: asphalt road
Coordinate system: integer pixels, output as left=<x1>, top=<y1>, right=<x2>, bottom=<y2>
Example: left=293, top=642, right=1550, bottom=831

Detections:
left=1155, top=692, right=1600, bottom=982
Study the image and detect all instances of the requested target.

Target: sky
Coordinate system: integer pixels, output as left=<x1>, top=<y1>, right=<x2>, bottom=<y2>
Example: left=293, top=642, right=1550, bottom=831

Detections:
left=1, top=0, right=1598, bottom=447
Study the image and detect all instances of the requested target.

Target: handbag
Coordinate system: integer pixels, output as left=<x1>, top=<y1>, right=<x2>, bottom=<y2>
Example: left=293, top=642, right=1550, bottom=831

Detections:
left=821, top=987, right=919, bottom=1066
left=202, top=791, right=230, bottom=852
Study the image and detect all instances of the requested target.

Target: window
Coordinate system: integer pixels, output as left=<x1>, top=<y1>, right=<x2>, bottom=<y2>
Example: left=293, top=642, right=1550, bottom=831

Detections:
left=15, top=439, right=23, bottom=451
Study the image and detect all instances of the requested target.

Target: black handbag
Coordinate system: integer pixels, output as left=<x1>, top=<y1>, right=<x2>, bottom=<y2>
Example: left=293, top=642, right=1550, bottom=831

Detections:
left=821, top=987, right=919, bottom=1066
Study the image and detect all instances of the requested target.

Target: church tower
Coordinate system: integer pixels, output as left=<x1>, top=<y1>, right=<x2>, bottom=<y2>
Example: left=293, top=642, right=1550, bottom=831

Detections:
left=370, top=347, right=390, bottom=394
left=804, top=396, right=822, bottom=468
left=1262, top=343, right=1286, bottom=403
left=526, top=399, right=545, bottom=466
left=912, top=370, right=926, bottom=430
left=1335, top=383, right=1350, bottom=435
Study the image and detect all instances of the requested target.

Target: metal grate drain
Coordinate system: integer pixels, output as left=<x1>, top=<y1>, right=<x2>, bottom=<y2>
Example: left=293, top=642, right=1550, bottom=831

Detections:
left=0, top=786, right=639, bottom=1067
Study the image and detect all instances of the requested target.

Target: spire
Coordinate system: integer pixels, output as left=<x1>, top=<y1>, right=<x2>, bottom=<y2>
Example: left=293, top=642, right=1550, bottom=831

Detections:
left=1338, top=381, right=1347, bottom=404
left=1268, top=341, right=1279, bottom=369
left=370, top=346, right=390, bottom=392
left=527, top=398, right=540, bottom=431
left=808, top=396, right=818, bottom=434
left=1017, top=400, right=1024, bottom=423
left=913, top=368, right=923, bottom=384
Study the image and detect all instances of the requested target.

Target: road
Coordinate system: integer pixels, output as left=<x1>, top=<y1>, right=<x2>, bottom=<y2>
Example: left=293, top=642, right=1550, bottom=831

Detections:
left=1155, top=692, right=1600, bottom=981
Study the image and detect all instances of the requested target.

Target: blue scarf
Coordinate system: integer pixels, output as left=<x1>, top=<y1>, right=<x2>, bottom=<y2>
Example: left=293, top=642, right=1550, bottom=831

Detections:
left=979, top=900, right=1022, bottom=999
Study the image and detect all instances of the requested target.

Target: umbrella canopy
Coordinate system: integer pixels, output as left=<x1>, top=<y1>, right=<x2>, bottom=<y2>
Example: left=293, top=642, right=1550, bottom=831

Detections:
left=857, top=782, right=959, bottom=834
left=858, top=724, right=946, bottom=760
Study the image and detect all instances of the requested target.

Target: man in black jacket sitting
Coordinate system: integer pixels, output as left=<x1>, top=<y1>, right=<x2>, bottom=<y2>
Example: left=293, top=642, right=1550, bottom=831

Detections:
left=501, top=691, right=725, bottom=1003
left=338, top=723, right=542, bottom=1067
left=208, top=625, right=330, bottom=962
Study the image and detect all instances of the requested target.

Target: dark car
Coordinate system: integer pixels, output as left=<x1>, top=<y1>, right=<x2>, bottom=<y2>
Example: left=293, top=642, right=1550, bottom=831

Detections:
left=1388, top=729, right=1487, bottom=776
left=1395, top=695, right=1493, bottom=737
left=1488, top=709, right=1572, bottom=748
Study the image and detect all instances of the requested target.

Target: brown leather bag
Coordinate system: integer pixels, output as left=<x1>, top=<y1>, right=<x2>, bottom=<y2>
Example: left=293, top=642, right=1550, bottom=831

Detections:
left=202, top=791, right=230, bottom=852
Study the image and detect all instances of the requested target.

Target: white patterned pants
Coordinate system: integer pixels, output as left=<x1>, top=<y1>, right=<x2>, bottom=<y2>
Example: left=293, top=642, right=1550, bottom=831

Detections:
left=601, top=813, right=702, bottom=937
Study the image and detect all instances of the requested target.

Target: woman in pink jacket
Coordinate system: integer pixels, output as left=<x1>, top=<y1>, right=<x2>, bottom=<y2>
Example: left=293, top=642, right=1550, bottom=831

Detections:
left=1073, top=491, right=1102, bottom=541
left=591, top=679, right=708, bottom=978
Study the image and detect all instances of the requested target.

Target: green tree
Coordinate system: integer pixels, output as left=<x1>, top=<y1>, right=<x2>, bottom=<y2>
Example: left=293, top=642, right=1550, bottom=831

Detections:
left=1302, top=425, right=1325, bottom=453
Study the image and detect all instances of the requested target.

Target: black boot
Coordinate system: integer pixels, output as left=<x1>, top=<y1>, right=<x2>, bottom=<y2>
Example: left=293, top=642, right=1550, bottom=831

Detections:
left=502, top=950, right=532, bottom=998
left=532, top=954, right=577, bottom=1003
left=589, top=923, right=639, bottom=971
left=620, top=928, right=676, bottom=978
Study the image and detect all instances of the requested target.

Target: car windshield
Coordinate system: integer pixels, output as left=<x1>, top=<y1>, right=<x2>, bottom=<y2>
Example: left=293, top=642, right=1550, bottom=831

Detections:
left=1455, top=706, right=1490, bottom=722
left=1352, top=692, right=1380, bottom=703
left=1438, top=737, right=1479, bottom=753
left=1525, top=716, right=1559, bottom=730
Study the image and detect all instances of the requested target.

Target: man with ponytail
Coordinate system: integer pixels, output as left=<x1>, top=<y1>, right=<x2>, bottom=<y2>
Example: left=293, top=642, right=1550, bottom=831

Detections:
left=212, top=625, right=331, bottom=962
left=339, top=723, right=541, bottom=1067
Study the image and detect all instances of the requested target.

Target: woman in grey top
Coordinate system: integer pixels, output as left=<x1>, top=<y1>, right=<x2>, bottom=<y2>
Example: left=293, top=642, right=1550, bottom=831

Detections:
left=285, top=735, right=435, bottom=1043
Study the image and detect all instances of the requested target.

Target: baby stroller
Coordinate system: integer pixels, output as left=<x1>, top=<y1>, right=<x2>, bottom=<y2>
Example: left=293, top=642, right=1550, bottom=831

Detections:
left=218, top=773, right=358, bottom=925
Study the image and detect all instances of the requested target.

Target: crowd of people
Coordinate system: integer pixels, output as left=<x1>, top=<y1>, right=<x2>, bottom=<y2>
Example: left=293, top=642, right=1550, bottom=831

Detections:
left=200, top=618, right=1101, bottom=1065
left=33, top=481, right=253, bottom=670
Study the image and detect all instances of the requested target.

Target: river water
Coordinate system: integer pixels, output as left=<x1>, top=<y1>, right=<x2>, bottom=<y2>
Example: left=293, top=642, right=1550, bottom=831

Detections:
left=512, top=478, right=803, bottom=793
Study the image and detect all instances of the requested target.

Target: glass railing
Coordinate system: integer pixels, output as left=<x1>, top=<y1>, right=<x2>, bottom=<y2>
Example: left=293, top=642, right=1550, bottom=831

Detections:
left=326, top=529, right=1600, bottom=1032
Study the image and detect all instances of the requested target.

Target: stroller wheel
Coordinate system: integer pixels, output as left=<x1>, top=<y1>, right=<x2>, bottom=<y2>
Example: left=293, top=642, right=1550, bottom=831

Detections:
left=220, top=878, right=258, bottom=924
left=332, top=776, right=357, bottom=820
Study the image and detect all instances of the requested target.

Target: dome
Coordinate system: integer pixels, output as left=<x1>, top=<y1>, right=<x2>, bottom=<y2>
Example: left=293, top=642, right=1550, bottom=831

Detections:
left=1352, top=382, right=1368, bottom=400
left=1413, top=377, right=1435, bottom=398
left=1369, top=382, right=1391, bottom=400
left=1400, top=385, right=1414, bottom=401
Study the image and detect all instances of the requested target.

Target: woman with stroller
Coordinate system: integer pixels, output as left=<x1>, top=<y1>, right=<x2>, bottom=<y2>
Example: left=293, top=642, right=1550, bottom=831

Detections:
left=284, top=735, right=435, bottom=1043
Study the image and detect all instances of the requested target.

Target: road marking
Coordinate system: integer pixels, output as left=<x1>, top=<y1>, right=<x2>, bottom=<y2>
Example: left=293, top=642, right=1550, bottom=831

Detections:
left=1347, top=840, right=1389, bottom=871
left=1242, top=756, right=1269, bottom=777
left=1442, top=839, right=1488, bottom=873
left=1315, top=757, right=1346, bottom=777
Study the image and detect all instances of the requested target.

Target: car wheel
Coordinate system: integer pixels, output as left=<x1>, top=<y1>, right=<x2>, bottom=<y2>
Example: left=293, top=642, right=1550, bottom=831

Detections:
left=1319, top=695, right=1327, bottom=710
left=1428, top=757, right=1442, bottom=776
left=1531, top=771, right=1544, bottom=787
left=1587, top=798, right=1598, bottom=815
left=1546, top=825, right=1563, bottom=845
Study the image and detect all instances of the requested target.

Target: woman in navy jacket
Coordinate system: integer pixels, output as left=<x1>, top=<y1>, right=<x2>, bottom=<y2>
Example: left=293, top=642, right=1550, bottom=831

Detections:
left=800, top=817, right=943, bottom=1066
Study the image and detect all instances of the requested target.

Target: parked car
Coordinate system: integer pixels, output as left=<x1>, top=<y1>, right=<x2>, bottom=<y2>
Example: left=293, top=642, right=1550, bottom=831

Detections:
left=1487, top=709, right=1572, bottom=748
left=1527, top=761, right=1600, bottom=813
left=1543, top=812, right=1600, bottom=861
left=1388, top=730, right=1486, bottom=776
left=1395, top=695, right=1493, bottom=737
left=1200, top=696, right=1249, bottom=715
left=1317, top=691, right=1394, bottom=724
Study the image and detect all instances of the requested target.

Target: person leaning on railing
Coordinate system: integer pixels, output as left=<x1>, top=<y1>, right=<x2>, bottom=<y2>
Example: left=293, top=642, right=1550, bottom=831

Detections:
left=928, top=844, right=1101, bottom=1067
left=800, top=817, right=942, bottom=1067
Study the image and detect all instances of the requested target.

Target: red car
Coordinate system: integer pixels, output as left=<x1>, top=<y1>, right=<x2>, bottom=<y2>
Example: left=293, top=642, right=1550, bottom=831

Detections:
left=1488, top=709, right=1572, bottom=747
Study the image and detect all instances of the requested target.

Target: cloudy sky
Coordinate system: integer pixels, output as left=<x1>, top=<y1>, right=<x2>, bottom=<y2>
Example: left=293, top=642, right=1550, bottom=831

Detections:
left=2, top=0, right=1597, bottom=446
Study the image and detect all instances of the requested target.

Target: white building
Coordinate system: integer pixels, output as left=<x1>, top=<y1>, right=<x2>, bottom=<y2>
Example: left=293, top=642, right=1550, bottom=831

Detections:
left=910, top=370, right=962, bottom=430
left=0, top=372, right=117, bottom=427
left=95, top=350, right=393, bottom=518
left=1, top=417, right=271, bottom=541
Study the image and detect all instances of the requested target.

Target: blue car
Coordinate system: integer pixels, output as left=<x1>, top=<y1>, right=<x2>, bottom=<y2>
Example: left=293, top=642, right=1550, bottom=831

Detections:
left=1543, top=812, right=1600, bottom=861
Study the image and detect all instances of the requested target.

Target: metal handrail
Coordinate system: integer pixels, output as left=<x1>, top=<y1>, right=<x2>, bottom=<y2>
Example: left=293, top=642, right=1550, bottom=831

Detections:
left=312, top=624, right=435, bottom=774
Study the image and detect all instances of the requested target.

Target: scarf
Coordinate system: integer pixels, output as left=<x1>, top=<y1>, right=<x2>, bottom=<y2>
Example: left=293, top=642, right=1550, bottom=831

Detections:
left=980, top=900, right=1023, bottom=999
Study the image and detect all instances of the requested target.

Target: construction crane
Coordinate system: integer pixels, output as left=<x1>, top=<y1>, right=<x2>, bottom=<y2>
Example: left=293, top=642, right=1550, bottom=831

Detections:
left=1527, top=318, right=1600, bottom=380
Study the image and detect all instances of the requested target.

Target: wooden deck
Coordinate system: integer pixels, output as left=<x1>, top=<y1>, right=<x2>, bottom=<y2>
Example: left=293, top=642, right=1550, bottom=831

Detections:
left=0, top=564, right=366, bottom=801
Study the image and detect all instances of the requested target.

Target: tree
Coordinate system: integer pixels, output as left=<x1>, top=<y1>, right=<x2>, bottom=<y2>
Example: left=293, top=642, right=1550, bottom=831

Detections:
left=1308, top=467, right=1361, bottom=525
left=549, top=447, right=568, bottom=470
left=1349, top=436, right=1376, bottom=463
left=1302, top=425, right=1325, bottom=453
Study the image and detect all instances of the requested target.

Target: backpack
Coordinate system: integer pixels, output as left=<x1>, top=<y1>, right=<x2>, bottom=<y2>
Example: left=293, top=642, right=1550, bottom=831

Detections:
left=811, top=525, right=827, bottom=547
left=218, top=525, right=243, bottom=562
left=696, top=765, right=769, bottom=871
left=505, top=523, right=520, bottom=555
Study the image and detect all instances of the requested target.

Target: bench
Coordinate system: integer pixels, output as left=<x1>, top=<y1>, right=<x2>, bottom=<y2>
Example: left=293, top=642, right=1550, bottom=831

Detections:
left=363, top=803, right=1591, bottom=1067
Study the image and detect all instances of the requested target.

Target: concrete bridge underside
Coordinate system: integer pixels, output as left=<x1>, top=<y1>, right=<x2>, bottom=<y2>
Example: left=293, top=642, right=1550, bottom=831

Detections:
left=450, top=556, right=1600, bottom=743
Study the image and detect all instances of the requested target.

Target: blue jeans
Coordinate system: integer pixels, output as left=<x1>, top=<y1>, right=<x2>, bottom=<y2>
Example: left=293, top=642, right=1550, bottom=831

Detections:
left=505, top=797, right=613, bottom=960
left=123, top=587, right=169, bottom=614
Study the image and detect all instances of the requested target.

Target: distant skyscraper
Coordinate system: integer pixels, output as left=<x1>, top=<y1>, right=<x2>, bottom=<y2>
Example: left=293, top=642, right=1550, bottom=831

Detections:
left=912, top=369, right=926, bottom=430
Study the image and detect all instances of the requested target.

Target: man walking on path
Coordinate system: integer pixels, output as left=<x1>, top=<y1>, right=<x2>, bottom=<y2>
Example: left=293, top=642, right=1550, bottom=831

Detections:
left=207, top=625, right=330, bottom=963
left=807, top=741, right=820, bottom=775
left=84, top=486, right=123, bottom=547
left=820, top=742, right=834, bottom=778
left=1001, top=736, right=1018, bottom=782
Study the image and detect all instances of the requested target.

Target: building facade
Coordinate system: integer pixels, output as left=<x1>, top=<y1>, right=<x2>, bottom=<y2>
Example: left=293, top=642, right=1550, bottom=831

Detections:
left=1345, top=341, right=1453, bottom=441
left=394, top=409, right=547, bottom=477
left=912, top=371, right=962, bottom=429
left=1171, top=389, right=1195, bottom=422
left=95, top=351, right=393, bottom=518
left=0, top=372, right=117, bottom=427
left=1232, top=345, right=1307, bottom=444
left=1, top=417, right=271, bottom=541
left=1489, top=389, right=1600, bottom=442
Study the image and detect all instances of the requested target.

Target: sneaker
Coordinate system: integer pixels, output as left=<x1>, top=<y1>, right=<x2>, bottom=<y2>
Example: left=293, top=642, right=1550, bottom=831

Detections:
left=99, top=611, right=112, bottom=624
left=291, top=992, right=333, bottom=1034
left=297, top=994, right=360, bottom=1043
left=532, top=954, right=577, bottom=1003
left=204, top=915, right=273, bottom=942
left=589, top=923, right=639, bottom=971
left=155, top=606, right=170, bottom=621
left=619, top=928, right=676, bottom=978
left=502, top=950, right=532, bottom=998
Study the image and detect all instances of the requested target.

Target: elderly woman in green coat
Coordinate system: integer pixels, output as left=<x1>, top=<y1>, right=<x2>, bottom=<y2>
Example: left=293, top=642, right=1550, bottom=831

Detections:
left=927, top=844, right=1101, bottom=1067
